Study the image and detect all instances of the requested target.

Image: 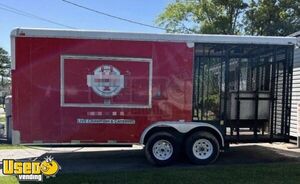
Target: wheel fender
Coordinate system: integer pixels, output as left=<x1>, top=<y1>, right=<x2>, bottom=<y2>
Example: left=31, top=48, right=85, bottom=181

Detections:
left=140, top=121, right=224, bottom=147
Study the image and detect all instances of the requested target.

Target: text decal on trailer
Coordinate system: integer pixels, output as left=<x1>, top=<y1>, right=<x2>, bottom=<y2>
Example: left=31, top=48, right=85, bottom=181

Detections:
left=77, top=118, right=135, bottom=124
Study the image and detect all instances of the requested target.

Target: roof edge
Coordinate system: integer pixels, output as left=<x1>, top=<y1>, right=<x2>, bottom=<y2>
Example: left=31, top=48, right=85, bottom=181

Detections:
left=11, top=27, right=297, bottom=45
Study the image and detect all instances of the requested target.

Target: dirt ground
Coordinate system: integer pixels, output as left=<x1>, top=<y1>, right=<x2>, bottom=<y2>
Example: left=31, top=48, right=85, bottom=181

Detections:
left=1, top=142, right=299, bottom=174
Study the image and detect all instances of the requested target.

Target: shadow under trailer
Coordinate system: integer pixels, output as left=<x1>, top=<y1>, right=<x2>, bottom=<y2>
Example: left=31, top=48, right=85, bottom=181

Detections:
left=8, top=28, right=296, bottom=165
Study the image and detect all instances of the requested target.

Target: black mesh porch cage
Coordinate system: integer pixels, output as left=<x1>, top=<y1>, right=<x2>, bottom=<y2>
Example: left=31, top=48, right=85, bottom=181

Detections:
left=192, top=43, right=294, bottom=143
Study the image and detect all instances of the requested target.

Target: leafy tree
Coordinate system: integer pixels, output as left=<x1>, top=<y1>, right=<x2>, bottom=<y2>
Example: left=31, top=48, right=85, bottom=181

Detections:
left=244, top=0, right=300, bottom=36
left=156, top=0, right=248, bottom=34
left=0, top=48, right=11, bottom=106
left=157, top=0, right=300, bottom=36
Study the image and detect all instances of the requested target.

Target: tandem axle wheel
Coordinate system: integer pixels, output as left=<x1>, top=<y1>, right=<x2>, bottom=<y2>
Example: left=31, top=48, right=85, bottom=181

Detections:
left=144, top=131, right=220, bottom=166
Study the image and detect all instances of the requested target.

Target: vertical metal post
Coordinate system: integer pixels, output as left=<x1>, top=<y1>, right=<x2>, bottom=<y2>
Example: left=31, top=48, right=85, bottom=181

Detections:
left=274, top=61, right=279, bottom=135
left=201, top=59, right=205, bottom=120
left=269, top=48, right=277, bottom=140
left=206, top=60, right=210, bottom=120
left=254, top=56, right=259, bottom=141
left=281, top=50, right=287, bottom=136
left=285, top=47, right=293, bottom=140
left=219, top=58, right=223, bottom=121
left=236, top=58, right=241, bottom=141
left=224, top=45, right=230, bottom=137
left=197, top=57, right=201, bottom=119
left=192, top=56, right=197, bottom=119
left=197, top=57, right=200, bottom=119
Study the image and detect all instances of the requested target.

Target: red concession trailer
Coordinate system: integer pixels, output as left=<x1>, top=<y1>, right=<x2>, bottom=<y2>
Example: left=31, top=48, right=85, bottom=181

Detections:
left=10, top=28, right=296, bottom=165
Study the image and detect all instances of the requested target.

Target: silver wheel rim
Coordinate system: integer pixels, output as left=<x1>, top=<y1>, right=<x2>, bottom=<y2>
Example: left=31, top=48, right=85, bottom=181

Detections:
left=192, top=139, right=213, bottom=160
left=152, top=139, right=173, bottom=161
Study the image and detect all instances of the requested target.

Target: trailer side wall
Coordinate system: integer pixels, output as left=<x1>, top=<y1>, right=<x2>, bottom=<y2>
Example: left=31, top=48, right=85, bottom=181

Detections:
left=12, top=37, right=193, bottom=143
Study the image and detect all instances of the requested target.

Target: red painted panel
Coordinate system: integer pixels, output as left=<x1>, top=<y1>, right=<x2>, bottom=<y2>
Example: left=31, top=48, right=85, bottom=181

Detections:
left=63, top=58, right=150, bottom=106
left=12, top=36, right=193, bottom=143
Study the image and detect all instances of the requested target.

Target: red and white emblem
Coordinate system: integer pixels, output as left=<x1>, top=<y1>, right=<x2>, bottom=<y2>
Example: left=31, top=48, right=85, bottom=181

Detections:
left=87, top=65, right=124, bottom=97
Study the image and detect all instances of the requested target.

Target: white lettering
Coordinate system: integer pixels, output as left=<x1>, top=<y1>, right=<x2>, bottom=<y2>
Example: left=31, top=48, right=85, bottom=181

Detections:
left=77, top=118, right=135, bottom=124
left=18, top=174, right=42, bottom=182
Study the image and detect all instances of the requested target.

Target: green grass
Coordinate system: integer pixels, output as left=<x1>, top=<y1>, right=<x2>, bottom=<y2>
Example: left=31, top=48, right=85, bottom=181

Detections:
left=0, top=176, right=19, bottom=184
left=0, top=144, right=27, bottom=150
left=0, top=162, right=296, bottom=184
left=0, top=115, right=6, bottom=124
left=0, top=106, right=5, bottom=123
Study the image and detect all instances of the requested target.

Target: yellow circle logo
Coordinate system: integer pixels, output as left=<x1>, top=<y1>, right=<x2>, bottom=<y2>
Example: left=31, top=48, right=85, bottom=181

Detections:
left=40, top=158, right=60, bottom=176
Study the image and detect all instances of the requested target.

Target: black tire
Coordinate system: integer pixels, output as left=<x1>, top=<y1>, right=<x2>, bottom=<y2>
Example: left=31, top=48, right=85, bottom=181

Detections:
left=145, top=132, right=180, bottom=166
left=185, top=131, right=220, bottom=165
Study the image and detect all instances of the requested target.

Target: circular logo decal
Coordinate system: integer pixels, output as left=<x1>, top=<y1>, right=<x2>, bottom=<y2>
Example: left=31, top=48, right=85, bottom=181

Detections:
left=87, top=65, right=124, bottom=97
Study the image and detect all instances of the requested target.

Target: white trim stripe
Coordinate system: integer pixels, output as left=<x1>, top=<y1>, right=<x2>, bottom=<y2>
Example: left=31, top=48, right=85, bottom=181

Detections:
left=11, top=28, right=296, bottom=45
left=10, top=35, right=16, bottom=70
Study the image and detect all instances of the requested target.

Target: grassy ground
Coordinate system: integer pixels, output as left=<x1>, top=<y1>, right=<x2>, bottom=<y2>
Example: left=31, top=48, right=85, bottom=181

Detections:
left=0, top=107, right=5, bottom=124
left=0, top=144, right=26, bottom=150
left=0, top=176, right=19, bottom=184
left=1, top=162, right=299, bottom=184
left=0, top=115, right=6, bottom=124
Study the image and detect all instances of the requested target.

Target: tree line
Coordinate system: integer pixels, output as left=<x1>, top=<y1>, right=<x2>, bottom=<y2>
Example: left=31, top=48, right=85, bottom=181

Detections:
left=156, top=0, right=300, bottom=36
left=0, top=48, right=10, bottom=106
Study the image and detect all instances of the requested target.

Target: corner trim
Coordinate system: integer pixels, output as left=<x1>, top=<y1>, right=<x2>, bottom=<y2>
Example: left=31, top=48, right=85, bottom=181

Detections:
left=10, top=35, right=16, bottom=70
